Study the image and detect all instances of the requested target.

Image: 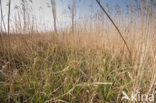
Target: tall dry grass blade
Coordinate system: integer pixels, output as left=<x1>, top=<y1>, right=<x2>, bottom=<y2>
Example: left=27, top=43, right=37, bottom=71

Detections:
left=96, top=0, right=131, bottom=56
left=138, top=0, right=151, bottom=88
left=7, top=0, right=11, bottom=50
left=0, top=0, right=6, bottom=32
left=51, top=0, right=57, bottom=34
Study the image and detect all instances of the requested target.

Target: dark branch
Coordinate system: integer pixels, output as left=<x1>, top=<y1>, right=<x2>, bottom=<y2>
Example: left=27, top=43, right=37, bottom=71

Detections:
left=96, top=0, right=131, bottom=56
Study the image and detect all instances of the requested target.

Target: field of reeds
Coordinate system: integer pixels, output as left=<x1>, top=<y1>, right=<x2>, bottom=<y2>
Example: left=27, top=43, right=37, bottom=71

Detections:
left=0, top=0, right=156, bottom=103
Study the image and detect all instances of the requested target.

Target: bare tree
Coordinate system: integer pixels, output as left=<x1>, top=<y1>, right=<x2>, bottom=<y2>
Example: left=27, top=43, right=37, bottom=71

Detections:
left=0, top=0, right=4, bottom=54
left=0, top=0, right=6, bottom=32
left=83, top=0, right=87, bottom=31
left=22, top=0, right=26, bottom=32
left=8, top=0, right=11, bottom=35
left=71, top=0, right=76, bottom=33
left=51, top=0, right=57, bottom=33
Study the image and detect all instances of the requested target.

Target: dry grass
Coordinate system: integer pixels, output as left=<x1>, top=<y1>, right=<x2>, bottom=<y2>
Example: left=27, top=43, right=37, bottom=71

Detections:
left=0, top=0, right=156, bottom=102
left=0, top=27, right=156, bottom=103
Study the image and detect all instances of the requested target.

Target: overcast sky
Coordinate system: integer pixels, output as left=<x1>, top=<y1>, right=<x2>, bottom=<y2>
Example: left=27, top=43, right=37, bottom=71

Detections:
left=0, top=0, right=131, bottom=32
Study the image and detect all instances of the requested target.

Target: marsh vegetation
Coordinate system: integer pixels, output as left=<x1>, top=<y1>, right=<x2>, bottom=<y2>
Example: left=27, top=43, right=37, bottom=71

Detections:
left=0, top=0, right=156, bottom=103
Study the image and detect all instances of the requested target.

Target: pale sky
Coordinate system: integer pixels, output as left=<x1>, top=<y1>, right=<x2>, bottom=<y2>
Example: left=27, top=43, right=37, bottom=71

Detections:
left=1, top=0, right=73, bottom=32
left=0, top=0, right=137, bottom=32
